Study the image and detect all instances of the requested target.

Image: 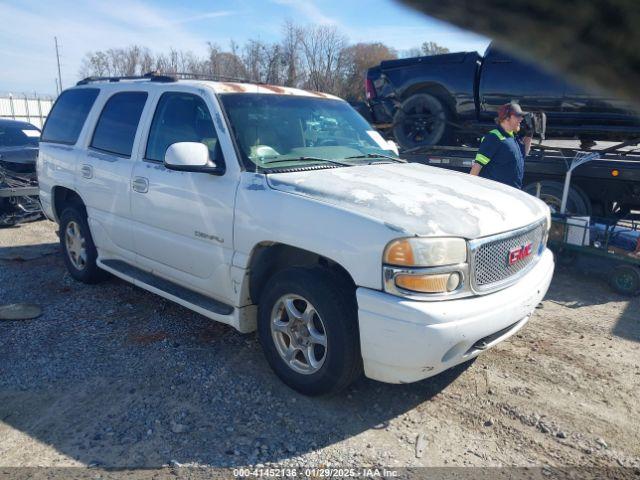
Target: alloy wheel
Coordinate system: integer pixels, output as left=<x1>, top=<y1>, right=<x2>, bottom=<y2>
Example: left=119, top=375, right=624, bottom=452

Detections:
left=65, top=220, right=87, bottom=270
left=270, top=294, right=328, bottom=375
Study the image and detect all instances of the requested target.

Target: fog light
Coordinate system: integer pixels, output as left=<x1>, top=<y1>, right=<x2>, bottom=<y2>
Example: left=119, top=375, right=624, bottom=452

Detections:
left=447, top=272, right=461, bottom=291
left=395, top=272, right=461, bottom=293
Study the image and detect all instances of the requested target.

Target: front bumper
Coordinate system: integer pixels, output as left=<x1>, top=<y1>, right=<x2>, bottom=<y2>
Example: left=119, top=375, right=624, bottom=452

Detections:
left=357, top=248, right=554, bottom=384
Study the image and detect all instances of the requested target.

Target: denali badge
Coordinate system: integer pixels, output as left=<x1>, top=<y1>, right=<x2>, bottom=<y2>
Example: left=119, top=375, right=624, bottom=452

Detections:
left=195, top=230, right=224, bottom=244
left=508, top=243, right=533, bottom=265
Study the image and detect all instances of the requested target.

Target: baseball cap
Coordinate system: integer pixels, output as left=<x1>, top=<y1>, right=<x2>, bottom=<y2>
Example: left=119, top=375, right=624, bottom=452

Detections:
left=498, top=102, right=527, bottom=121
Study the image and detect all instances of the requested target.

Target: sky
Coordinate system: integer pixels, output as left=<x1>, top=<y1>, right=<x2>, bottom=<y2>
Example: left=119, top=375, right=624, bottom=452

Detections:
left=0, top=0, right=490, bottom=96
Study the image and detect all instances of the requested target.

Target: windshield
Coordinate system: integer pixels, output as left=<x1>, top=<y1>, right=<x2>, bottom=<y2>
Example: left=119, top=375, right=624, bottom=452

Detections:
left=0, top=125, right=40, bottom=148
left=218, top=93, right=398, bottom=170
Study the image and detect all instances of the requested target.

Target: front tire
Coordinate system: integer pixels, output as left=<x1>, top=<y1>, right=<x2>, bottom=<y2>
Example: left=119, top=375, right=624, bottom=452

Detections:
left=257, top=266, right=361, bottom=396
left=59, top=205, right=105, bottom=284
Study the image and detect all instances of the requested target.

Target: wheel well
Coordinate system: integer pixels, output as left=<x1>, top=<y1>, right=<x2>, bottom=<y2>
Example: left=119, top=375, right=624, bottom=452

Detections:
left=52, top=187, right=85, bottom=220
left=401, top=83, right=456, bottom=118
left=247, top=243, right=355, bottom=305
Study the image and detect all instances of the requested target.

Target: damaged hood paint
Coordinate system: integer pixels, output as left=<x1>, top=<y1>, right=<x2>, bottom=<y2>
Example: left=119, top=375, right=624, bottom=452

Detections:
left=267, top=163, right=548, bottom=239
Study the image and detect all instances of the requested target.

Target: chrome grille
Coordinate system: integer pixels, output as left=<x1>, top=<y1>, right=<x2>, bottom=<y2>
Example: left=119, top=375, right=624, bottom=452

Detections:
left=470, top=221, right=546, bottom=291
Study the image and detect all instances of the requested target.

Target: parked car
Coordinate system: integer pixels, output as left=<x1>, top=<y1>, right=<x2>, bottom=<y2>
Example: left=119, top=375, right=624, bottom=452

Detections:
left=0, top=119, right=42, bottom=226
left=366, top=43, right=640, bottom=149
left=37, top=75, right=554, bottom=395
left=0, top=119, right=40, bottom=173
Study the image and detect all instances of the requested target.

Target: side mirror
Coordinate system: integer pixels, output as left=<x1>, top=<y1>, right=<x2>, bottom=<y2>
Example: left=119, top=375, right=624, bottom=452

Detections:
left=163, top=142, right=224, bottom=174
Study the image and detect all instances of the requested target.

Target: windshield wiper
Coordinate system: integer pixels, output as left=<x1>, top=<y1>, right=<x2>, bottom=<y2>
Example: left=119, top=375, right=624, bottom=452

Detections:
left=261, top=156, right=352, bottom=167
left=344, top=153, right=406, bottom=163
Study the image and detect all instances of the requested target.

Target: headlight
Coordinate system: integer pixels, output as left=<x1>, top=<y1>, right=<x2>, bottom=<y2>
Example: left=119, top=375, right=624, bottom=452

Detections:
left=383, top=237, right=470, bottom=299
left=383, top=237, right=467, bottom=267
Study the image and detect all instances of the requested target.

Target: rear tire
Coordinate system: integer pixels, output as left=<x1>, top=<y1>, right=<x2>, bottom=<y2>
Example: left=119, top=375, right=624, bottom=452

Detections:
left=609, top=264, right=640, bottom=296
left=392, top=93, right=450, bottom=150
left=59, top=205, right=106, bottom=284
left=257, top=266, right=362, bottom=396
left=524, top=181, right=590, bottom=216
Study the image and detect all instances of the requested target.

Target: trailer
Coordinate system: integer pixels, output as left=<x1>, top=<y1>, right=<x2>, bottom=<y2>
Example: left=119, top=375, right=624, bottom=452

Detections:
left=0, top=165, right=41, bottom=227
left=400, top=141, right=640, bottom=218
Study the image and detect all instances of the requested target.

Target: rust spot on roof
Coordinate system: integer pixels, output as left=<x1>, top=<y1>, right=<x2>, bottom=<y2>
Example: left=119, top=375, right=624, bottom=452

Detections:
left=311, top=91, right=329, bottom=98
left=261, top=84, right=287, bottom=94
left=221, top=82, right=244, bottom=92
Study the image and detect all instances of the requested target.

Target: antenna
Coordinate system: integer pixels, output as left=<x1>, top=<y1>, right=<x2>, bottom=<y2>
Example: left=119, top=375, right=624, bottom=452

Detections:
left=54, top=37, right=63, bottom=92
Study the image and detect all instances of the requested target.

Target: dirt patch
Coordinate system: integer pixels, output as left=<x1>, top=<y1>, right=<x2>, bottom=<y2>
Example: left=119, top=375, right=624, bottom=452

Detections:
left=0, top=220, right=638, bottom=470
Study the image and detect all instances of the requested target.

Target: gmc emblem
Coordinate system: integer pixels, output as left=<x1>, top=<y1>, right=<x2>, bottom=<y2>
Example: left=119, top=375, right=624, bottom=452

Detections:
left=508, top=243, right=533, bottom=265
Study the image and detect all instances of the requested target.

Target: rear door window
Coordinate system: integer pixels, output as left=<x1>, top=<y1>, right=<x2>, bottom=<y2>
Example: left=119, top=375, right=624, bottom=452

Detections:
left=41, top=89, right=99, bottom=144
left=91, top=91, right=148, bottom=157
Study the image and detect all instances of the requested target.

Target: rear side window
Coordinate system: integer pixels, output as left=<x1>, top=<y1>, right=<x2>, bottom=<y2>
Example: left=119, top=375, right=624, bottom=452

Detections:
left=41, top=89, right=99, bottom=144
left=91, top=92, right=148, bottom=157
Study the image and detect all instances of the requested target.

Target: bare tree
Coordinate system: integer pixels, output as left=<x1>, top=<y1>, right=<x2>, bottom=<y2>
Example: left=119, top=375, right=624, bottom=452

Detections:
left=243, top=39, right=264, bottom=82
left=299, top=24, right=348, bottom=93
left=421, top=41, right=450, bottom=56
left=281, top=20, right=303, bottom=87
left=77, top=21, right=444, bottom=98
left=140, top=48, right=154, bottom=74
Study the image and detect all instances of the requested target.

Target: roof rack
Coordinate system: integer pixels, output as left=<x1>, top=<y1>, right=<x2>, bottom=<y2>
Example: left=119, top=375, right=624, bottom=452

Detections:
left=172, top=72, right=253, bottom=83
left=76, top=72, right=176, bottom=86
left=76, top=71, right=253, bottom=86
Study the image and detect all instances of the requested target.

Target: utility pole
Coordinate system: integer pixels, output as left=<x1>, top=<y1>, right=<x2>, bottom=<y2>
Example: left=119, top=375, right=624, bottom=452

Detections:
left=54, top=37, right=63, bottom=92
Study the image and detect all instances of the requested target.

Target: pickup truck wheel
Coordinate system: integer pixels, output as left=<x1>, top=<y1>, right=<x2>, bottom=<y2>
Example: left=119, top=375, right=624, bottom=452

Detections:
left=59, top=206, right=105, bottom=284
left=524, top=181, right=590, bottom=216
left=392, top=93, right=449, bottom=149
left=258, top=267, right=361, bottom=396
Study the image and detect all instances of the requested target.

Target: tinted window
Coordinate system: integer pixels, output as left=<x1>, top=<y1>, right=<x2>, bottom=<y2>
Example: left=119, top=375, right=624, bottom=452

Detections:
left=91, top=92, right=147, bottom=157
left=41, top=89, right=99, bottom=144
left=0, top=125, right=40, bottom=147
left=146, top=92, right=221, bottom=163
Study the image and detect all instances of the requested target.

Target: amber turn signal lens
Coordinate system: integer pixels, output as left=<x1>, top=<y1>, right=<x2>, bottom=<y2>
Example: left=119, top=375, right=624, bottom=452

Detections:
left=395, top=273, right=461, bottom=293
left=384, top=239, right=415, bottom=266
left=611, top=169, right=619, bottom=177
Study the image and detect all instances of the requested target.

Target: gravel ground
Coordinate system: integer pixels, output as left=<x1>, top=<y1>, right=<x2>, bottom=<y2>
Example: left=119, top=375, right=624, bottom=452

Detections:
left=0, top=220, right=639, bottom=470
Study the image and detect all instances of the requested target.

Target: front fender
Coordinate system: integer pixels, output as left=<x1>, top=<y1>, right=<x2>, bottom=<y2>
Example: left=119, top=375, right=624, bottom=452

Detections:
left=233, top=173, right=402, bottom=290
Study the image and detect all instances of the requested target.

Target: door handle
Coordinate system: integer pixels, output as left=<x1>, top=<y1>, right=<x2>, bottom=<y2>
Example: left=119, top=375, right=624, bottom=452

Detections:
left=132, top=176, right=149, bottom=193
left=80, top=164, right=93, bottom=179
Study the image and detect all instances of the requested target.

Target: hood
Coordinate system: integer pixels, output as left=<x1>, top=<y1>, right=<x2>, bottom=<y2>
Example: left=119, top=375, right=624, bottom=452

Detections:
left=267, top=163, right=548, bottom=239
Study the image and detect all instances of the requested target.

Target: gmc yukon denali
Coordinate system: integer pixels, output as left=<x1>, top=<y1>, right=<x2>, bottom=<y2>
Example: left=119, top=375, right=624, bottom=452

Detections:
left=366, top=43, right=640, bottom=149
left=37, top=74, right=554, bottom=395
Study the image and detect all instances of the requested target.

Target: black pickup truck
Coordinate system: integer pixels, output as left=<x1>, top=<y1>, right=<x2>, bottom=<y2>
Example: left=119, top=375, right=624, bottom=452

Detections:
left=365, top=43, right=640, bottom=150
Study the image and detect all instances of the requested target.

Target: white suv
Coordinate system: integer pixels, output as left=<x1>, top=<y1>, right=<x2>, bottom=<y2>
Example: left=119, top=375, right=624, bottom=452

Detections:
left=37, top=74, right=554, bottom=395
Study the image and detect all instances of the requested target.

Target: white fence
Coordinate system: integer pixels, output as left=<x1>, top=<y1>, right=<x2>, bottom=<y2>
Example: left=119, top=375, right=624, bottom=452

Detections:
left=0, top=93, right=56, bottom=130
